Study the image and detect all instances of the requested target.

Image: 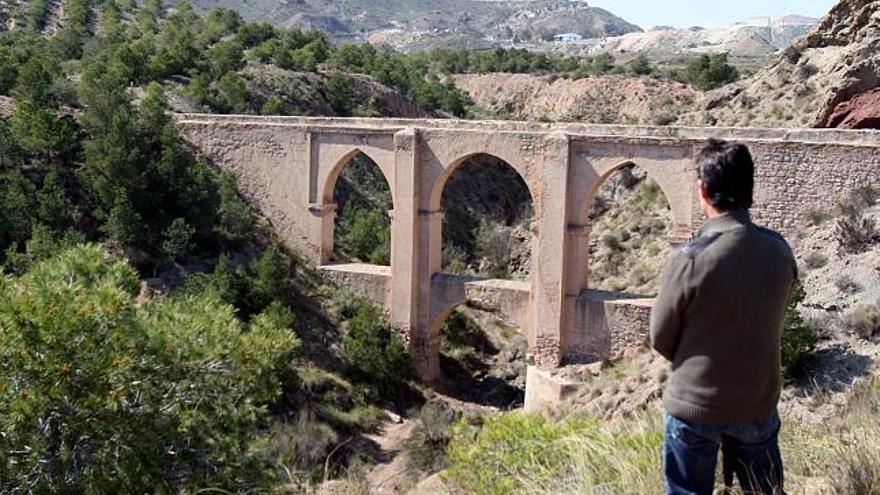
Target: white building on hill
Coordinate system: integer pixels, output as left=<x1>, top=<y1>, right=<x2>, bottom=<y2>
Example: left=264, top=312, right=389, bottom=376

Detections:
left=554, top=32, right=583, bottom=43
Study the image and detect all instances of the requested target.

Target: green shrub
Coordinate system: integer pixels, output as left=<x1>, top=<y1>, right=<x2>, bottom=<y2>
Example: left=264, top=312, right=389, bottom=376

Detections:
left=102, top=192, right=143, bottom=248
left=474, top=220, right=512, bottom=279
left=0, top=245, right=299, bottom=492
left=627, top=54, right=652, bottom=76
left=179, top=244, right=294, bottom=317
left=342, top=300, right=412, bottom=392
left=261, top=95, right=284, bottom=115
left=0, top=171, right=37, bottom=247
left=181, top=253, right=248, bottom=305
left=326, top=71, right=355, bottom=117
left=9, top=101, right=78, bottom=161
left=215, top=170, right=254, bottom=242
left=684, top=53, right=739, bottom=90
left=781, top=281, right=818, bottom=378
left=3, top=224, right=84, bottom=275
left=337, top=203, right=391, bottom=265
left=246, top=243, right=294, bottom=310
left=217, top=72, right=249, bottom=113
left=36, top=170, right=74, bottom=231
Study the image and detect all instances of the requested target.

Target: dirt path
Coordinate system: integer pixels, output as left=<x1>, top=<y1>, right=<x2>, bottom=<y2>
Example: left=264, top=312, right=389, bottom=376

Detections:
left=363, top=419, right=417, bottom=494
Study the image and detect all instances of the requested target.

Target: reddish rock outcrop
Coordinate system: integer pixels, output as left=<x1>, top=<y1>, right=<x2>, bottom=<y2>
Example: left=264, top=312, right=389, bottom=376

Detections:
left=822, top=87, right=880, bottom=129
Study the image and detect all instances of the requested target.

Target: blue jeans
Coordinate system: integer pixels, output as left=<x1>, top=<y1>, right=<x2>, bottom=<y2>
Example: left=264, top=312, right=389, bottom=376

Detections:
left=663, top=412, right=785, bottom=495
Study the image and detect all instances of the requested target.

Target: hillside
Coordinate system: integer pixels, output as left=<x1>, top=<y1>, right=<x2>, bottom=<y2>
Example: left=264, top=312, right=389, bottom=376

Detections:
left=174, top=0, right=642, bottom=51
left=165, top=65, right=431, bottom=118
left=680, top=0, right=880, bottom=128
left=456, top=72, right=702, bottom=125
left=585, top=16, right=817, bottom=68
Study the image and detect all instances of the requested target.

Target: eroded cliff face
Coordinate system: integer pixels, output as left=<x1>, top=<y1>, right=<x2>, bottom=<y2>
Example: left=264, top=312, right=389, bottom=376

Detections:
left=680, top=0, right=880, bottom=129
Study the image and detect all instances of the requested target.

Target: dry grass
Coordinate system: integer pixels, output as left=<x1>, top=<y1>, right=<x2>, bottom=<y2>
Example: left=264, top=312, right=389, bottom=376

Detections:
left=445, top=379, right=880, bottom=495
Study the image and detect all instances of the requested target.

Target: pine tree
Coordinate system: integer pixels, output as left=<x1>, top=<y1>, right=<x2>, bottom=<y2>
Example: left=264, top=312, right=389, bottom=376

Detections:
left=162, top=218, right=196, bottom=261
left=103, top=192, right=142, bottom=248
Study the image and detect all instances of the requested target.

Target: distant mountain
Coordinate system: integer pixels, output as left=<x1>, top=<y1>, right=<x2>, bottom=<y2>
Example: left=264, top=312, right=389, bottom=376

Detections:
left=587, top=15, right=818, bottom=64
left=174, top=0, right=642, bottom=50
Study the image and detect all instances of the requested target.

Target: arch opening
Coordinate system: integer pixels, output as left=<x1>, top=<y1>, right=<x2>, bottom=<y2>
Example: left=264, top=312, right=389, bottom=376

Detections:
left=586, top=163, right=673, bottom=296
left=331, top=151, right=392, bottom=266
left=439, top=153, right=535, bottom=280
left=434, top=303, right=527, bottom=409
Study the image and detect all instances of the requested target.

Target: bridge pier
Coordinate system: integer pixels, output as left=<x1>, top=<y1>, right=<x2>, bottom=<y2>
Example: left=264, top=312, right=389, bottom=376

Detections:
left=306, top=203, right=337, bottom=265
left=388, top=128, right=442, bottom=381
left=530, top=132, right=574, bottom=368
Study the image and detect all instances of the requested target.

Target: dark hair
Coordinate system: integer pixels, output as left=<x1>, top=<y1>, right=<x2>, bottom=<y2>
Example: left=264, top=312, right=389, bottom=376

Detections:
left=696, top=139, right=755, bottom=211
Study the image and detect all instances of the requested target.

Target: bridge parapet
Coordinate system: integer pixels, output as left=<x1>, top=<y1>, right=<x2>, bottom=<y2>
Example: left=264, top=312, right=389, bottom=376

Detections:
left=318, top=263, right=391, bottom=309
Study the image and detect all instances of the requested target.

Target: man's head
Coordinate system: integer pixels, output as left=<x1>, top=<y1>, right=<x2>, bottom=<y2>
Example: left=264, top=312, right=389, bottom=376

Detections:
left=696, top=139, right=755, bottom=217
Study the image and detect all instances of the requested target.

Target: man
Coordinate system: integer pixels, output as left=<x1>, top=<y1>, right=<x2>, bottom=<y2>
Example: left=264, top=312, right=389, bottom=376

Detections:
left=650, top=139, right=797, bottom=495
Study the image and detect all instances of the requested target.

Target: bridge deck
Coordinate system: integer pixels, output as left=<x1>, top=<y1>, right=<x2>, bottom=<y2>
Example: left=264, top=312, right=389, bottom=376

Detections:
left=175, top=113, right=880, bottom=146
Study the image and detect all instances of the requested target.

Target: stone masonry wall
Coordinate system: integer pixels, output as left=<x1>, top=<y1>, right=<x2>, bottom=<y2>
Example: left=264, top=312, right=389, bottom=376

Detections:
left=568, top=291, right=654, bottom=363
left=750, top=142, right=880, bottom=233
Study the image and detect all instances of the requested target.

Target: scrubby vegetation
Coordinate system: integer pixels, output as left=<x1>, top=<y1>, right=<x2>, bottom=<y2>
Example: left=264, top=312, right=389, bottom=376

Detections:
left=588, top=166, right=671, bottom=294
left=846, top=303, right=880, bottom=339
left=343, top=299, right=413, bottom=395
left=446, top=412, right=663, bottom=494
left=332, top=153, right=392, bottom=265
left=404, top=403, right=461, bottom=473
left=0, top=246, right=298, bottom=491
left=445, top=378, right=880, bottom=495
left=440, top=155, right=534, bottom=280
left=836, top=188, right=878, bottom=254
left=781, top=282, right=819, bottom=378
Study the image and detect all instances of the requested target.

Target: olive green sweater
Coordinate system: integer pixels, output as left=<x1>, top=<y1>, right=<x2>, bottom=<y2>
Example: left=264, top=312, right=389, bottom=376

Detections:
left=650, top=210, right=797, bottom=424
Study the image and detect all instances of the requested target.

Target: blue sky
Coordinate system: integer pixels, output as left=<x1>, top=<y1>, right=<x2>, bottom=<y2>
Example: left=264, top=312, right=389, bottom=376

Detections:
left=587, top=0, right=838, bottom=29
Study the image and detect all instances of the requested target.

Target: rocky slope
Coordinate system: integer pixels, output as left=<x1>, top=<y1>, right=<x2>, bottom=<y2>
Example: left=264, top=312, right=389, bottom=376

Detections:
left=560, top=198, right=880, bottom=427
left=178, top=0, right=641, bottom=51
left=680, top=0, right=880, bottom=129
left=456, top=73, right=702, bottom=125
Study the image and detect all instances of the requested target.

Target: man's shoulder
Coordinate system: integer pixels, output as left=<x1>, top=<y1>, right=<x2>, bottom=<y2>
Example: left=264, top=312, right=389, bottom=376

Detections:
left=753, top=225, right=794, bottom=254
left=679, top=232, right=722, bottom=259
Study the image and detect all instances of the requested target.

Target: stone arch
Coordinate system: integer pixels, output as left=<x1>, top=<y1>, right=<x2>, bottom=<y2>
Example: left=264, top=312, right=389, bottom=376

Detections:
left=579, top=159, right=689, bottom=233
left=427, top=150, right=539, bottom=214
left=320, top=147, right=396, bottom=209
left=429, top=152, right=538, bottom=277
left=426, top=274, right=533, bottom=383
left=321, top=148, right=395, bottom=266
left=574, top=159, right=686, bottom=294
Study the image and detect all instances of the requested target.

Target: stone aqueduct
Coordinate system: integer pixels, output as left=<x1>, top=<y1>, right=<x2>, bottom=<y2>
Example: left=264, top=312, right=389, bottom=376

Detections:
left=176, top=114, right=880, bottom=385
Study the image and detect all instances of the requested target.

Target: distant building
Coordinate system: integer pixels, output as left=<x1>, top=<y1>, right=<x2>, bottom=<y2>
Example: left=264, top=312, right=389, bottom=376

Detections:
left=553, top=33, right=583, bottom=43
